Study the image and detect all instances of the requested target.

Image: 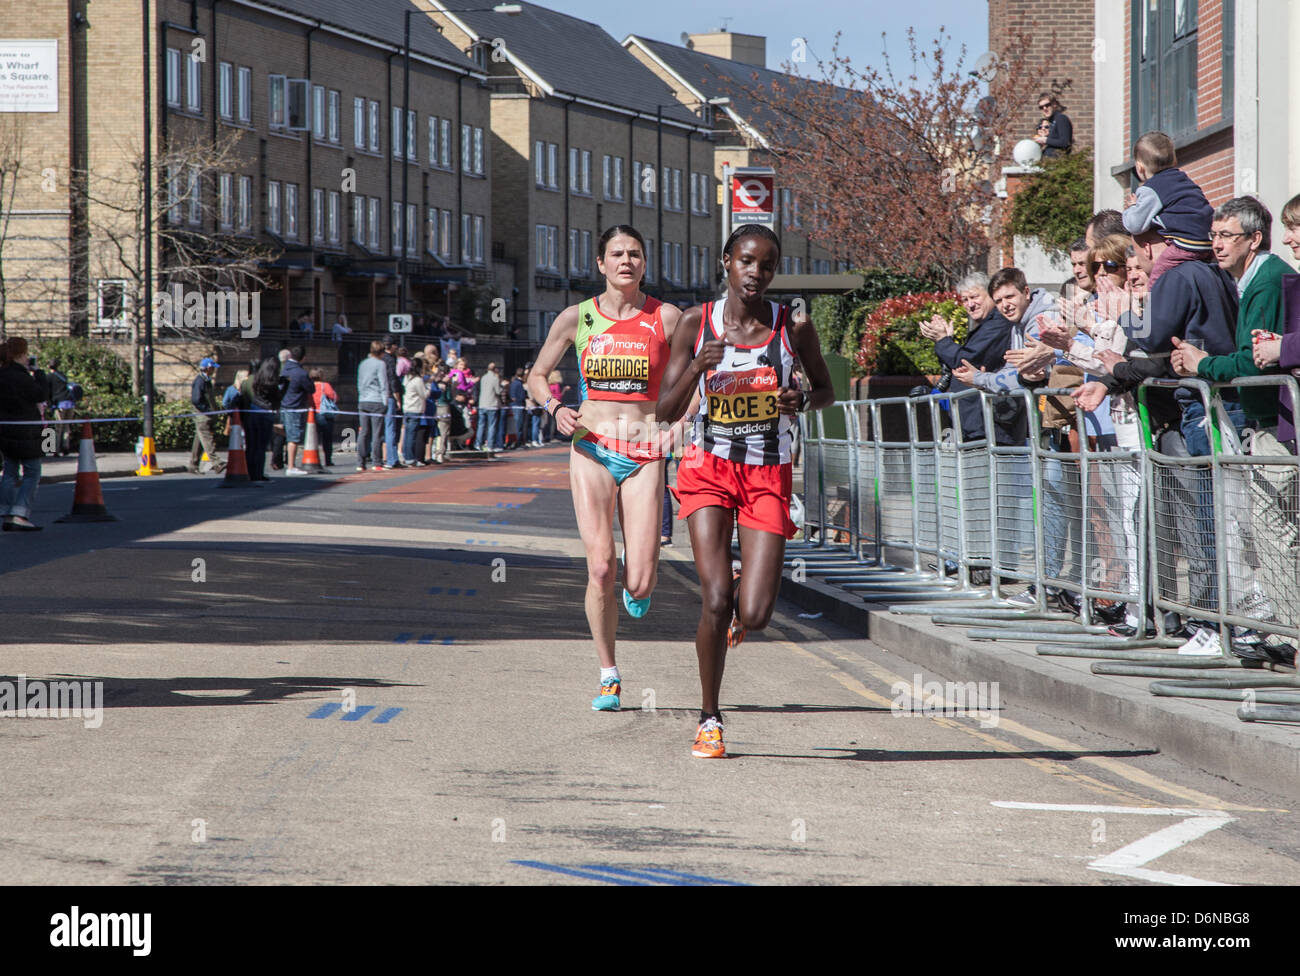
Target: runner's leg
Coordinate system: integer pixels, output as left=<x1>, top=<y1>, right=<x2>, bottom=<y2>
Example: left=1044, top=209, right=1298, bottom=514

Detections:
left=616, top=458, right=665, bottom=602
left=735, top=524, right=787, bottom=632
left=570, top=444, right=619, bottom=668
left=688, top=505, right=735, bottom=715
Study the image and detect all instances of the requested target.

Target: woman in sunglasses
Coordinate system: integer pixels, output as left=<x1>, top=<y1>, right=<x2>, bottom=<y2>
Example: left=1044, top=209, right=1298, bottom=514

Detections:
left=1032, top=93, right=1073, bottom=157
left=1089, top=234, right=1130, bottom=292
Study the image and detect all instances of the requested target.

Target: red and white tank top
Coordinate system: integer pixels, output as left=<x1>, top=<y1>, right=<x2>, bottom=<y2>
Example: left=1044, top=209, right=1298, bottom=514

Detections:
left=693, top=298, right=797, bottom=466
left=575, top=295, right=668, bottom=402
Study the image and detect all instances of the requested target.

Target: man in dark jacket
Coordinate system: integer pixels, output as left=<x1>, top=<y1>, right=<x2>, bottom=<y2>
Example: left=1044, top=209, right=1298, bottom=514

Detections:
left=1033, top=93, right=1073, bottom=157
left=188, top=357, right=226, bottom=474
left=280, top=345, right=315, bottom=475
left=921, top=272, right=1019, bottom=444
left=0, top=336, right=47, bottom=530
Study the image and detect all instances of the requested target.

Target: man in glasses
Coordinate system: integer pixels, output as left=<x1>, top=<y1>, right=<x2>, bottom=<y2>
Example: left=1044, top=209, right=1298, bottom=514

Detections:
left=1032, top=93, right=1073, bottom=157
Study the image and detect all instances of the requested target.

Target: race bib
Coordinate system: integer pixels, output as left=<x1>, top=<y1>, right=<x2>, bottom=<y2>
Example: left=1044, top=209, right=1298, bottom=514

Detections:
left=705, top=367, right=779, bottom=436
left=584, top=333, right=651, bottom=395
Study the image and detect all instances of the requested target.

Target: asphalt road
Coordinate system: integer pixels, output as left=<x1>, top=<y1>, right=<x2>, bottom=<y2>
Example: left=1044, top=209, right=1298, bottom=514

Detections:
left=2, top=444, right=1297, bottom=886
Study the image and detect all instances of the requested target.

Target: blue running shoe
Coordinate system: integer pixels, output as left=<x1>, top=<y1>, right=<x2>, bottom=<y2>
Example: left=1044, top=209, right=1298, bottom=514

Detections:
left=620, top=550, right=651, bottom=618
left=622, top=587, right=651, bottom=618
left=591, top=679, right=621, bottom=711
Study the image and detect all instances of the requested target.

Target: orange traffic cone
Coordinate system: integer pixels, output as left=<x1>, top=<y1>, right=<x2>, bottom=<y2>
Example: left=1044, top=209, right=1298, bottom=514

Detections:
left=300, top=408, right=324, bottom=473
left=221, top=408, right=251, bottom=486
left=56, top=422, right=118, bottom=522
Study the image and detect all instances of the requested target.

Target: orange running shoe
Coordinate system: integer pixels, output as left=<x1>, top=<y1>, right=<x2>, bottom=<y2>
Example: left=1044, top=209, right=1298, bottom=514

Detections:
left=592, top=680, right=621, bottom=711
left=692, top=716, right=726, bottom=758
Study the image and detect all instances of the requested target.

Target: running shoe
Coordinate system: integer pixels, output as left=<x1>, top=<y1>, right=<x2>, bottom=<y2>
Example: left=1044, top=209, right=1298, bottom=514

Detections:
left=620, top=551, right=651, bottom=618
left=727, top=564, right=744, bottom=648
left=692, top=716, right=726, bottom=758
left=1177, top=627, right=1224, bottom=657
left=591, top=680, right=621, bottom=711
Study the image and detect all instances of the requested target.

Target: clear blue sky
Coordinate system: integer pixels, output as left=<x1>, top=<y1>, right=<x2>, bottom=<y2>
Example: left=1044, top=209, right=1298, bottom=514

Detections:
left=536, top=0, right=988, bottom=75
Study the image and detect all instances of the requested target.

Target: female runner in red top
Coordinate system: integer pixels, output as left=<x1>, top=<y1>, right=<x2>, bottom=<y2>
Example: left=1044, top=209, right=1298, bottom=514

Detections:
left=657, top=224, right=835, bottom=758
left=527, top=225, right=683, bottom=712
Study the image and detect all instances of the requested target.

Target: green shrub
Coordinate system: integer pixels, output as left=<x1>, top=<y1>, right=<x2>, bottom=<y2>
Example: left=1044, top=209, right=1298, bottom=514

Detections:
left=1005, top=150, right=1095, bottom=257
left=815, top=268, right=947, bottom=357
left=33, top=337, right=134, bottom=396
left=855, top=293, right=969, bottom=377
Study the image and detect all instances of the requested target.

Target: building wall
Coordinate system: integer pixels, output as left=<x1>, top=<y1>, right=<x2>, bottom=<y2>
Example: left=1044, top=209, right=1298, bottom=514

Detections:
left=987, top=0, right=1097, bottom=154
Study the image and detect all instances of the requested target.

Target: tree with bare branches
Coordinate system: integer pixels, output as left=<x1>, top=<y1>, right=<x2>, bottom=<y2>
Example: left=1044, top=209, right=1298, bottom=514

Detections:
left=722, top=29, right=1067, bottom=284
left=43, top=128, right=277, bottom=393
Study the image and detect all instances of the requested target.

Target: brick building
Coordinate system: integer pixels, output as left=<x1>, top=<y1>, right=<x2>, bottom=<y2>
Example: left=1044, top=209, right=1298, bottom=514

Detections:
left=0, top=0, right=493, bottom=345
left=623, top=30, right=844, bottom=278
left=1093, top=0, right=1292, bottom=238
left=429, top=0, right=716, bottom=342
left=987, top=0, right=1096, bottom=156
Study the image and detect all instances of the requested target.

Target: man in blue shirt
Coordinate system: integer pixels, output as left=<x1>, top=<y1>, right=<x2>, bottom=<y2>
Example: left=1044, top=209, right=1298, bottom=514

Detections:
left=280, top=345, right=315, bottom=475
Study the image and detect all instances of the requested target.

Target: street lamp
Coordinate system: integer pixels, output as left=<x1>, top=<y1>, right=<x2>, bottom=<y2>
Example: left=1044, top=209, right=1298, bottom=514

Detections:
left=399, top=4, right=521, bottom=314
left=137, top=0, right=161, bottom=475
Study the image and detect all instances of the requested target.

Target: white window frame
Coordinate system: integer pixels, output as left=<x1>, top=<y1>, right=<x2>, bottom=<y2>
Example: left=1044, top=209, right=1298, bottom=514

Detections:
left=328, top=190, right=340, bottom=244
left=187, top=165, right=201, bottom=225
left=393, top=106, right=403, bottom=158
left=284, top=182, right=298, bottom=239
left=427, top=207, right=439, bottom=256
left=535, top=140, right=545, bottom=186
left=237, top=66, right=251, bottom=123
left=473, top=127, right=484, bottom=175
left=353, top=195, right=365, bottom=244
left=218, top=62, right=233, bottom=120
left=430, top=116, right=439, bottom=167
left=569, top=147, right=579, bottom=192
left=312, top=187, right=324, bottom=242
left=369, top=197, right=381, bottom=250
left=328, top=90, right=340, bottom=143
left=218, top=172, right=233, bottom=228
left=644, top=236, right=654, bottom=282
left=462, top=213, right=473, bottom=263
left=185, top=50, right=201, bottom=112
left=393, top=200, right=402, bottom=252
left=166, top=49, right=181, bottom=107
left=407, top=109, right=417, bottom=161
left=313, top=85, right=325, bottom=140
left=238, top=175, right=252, bottom=231
left=473, top=214, right=484, bottom=264
left=354, top=97, right=366, bottom=149
left=406, top=202, right=417, bottom=254
left=267, top=180, right=281, bottom=235
left=368, top=100, right=380, bottom=153
left=547, top=143, right=558, bottom=189
left=461, top=123, right=471, bottom=173
left=268, top=74, right=286, bottom=128
left=440, top=119, right=452, bottom=168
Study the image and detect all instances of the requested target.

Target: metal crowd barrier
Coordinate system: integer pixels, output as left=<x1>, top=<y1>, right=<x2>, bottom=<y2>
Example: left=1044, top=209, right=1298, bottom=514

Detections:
left=789, top=375, right=1300, bottom=722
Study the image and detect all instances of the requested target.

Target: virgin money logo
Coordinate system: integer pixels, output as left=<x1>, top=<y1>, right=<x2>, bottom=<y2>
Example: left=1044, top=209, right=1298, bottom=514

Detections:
left=707, top=372, right=736, bottom=395
left=589, top=335, right=613, bottom=357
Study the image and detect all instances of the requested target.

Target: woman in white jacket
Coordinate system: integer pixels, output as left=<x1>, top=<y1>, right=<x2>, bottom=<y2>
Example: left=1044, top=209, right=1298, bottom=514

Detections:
left=401, top=358, right=430, bottom=465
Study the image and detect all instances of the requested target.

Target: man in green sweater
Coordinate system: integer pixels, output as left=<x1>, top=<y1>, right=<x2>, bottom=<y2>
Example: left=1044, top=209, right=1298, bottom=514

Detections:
left=1172, top=195, right=1286, bottom=428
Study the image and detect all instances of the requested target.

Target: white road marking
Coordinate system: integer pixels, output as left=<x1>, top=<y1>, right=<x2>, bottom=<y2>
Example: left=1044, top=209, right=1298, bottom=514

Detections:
left=993, top=801, right=1236, bottom=886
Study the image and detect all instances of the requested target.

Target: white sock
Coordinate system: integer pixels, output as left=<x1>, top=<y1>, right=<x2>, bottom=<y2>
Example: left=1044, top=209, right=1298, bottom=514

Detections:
left=600, top=666, right=620, bottom=685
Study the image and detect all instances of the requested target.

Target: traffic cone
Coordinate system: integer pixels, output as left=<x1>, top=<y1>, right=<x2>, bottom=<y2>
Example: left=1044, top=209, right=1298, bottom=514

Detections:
left=135, top=434, right=163, bottom=476
left=57, top=422, right=118, bottom=522
left=220, top=408, right=251, bottom=487
left=299, top=408, right=324, bottom=473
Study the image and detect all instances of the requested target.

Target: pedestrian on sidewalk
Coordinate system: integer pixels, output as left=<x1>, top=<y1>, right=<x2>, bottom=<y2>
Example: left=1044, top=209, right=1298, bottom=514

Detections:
left=188, top=357, right=227, bottom=475
left=0, top=336, right=47, bottom=530
left=310, top=368, right=339, bottom=467
left=280, top=345, right=315, bottom=476
left=357, top=340, right=390, bottom=472
left=240, top=357, right=282, bottom=482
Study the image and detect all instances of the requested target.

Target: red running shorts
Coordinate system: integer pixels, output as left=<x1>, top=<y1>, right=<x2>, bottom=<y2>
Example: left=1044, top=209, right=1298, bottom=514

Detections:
left=672, top=443, right=796, bottom=539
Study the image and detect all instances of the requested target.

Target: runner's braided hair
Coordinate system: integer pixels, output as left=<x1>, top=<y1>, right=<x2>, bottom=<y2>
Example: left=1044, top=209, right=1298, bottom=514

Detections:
left=723, top=223, right=781, bottom=258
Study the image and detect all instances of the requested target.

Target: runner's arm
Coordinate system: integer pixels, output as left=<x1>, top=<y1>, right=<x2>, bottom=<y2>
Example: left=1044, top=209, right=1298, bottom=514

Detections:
left=658, top=306, right=718, bottom=424
left=527, top=305, right=580, bottom=435
left=781, top=311, right=836, bottom=414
